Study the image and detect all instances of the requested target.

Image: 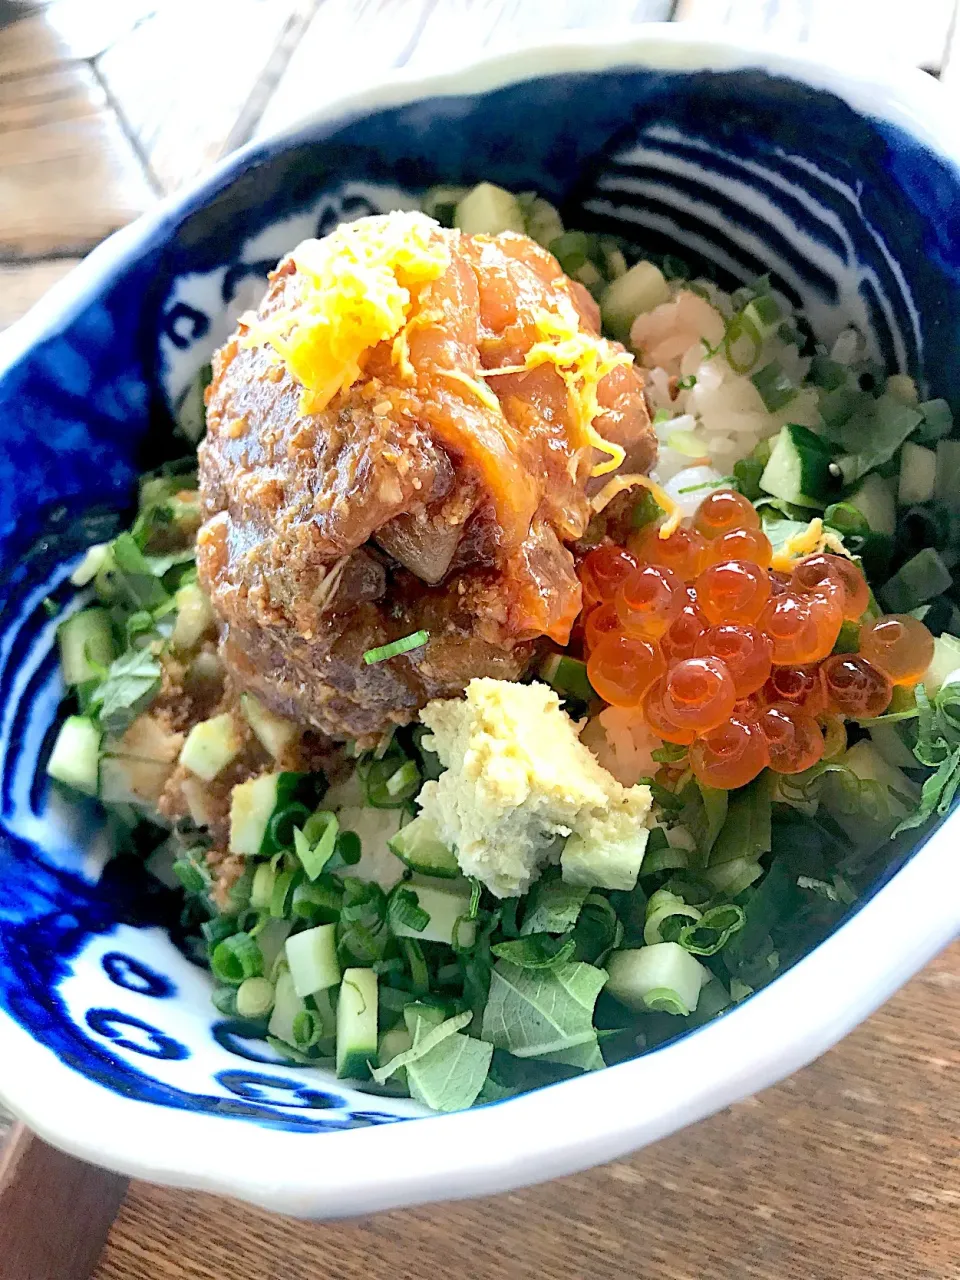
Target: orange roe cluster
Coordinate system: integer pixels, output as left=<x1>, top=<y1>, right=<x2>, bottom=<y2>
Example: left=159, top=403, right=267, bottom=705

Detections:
left=579, top=488, right=934, bottom=791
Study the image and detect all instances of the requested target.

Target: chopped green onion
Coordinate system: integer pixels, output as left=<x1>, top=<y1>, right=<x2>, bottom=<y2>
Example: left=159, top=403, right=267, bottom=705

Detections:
left=388, top=886, right=431, bottom=934
left=677, top=375, right=697, bottom=391
left=879, top=548, right=953, bottom=613
left=363, top=630, right=429, bottom=665
left=292, top=1008, right=323, bottom=1050
left=643, top=889, right=700, bottom=945
left=236, top=976, right=275, bottom=1019
left=250, top=862, right=276, bottom=911
left=724, top=311, right=763, bottom=374
left=334, top=830, right=362, bottom=866
left=651, top=742, right=688, bottom=764
left=677, top=904, right=745, bottom=955
left=270, top=869, right=299, bottom=919
left=539, top=653, right=595, bottom=702
left=267, top=802, right=312, bottom=851
left=293, top=810, right=339, bottom=880
left=399, top=937, right=429, bottom=995
left=751, top=360, right=797, bottom=412
left=361, top=755, right=421, bottom=808
left=211, top=933, right=264, bottom=985
left=172, top=850, right=210, bottom=897
left=807, top=355, right=848, bottom=391
left=632, top=488, right=663, bottom=528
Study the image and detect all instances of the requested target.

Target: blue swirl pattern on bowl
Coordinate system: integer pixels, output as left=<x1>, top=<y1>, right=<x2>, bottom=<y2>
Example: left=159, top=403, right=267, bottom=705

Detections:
left=1, top=64, right=959, bottom=1133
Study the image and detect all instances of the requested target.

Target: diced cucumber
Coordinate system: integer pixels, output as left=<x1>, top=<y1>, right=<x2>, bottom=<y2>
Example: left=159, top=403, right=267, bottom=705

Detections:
left=58, top=608, right=115, bottom=685
left=69, top=543, right=111, bottom=587
left=388, top=813, right=459, bottom=879
left=390, top=877, right=475, bottom=947
left=454, top=183, right=525, bottom=235
left=600, top=260, right=671, bottom=343
left=179, top=713, right=242, bottom=781
left=935, top=439, right=960, bottom=511
left=867, top=725, right=917, bottom=771
left=605, top=943, right=707, bottom=1015
left=253, top=920, right=290, bottom=977
left=46, top=715, right=101, bottom=795
left=898, top=442, right=937, bottom=507
left=759, top=424, right=837, bottom=508
left=285, top=924, right=340, bottom=997
left=170, top=582, right=215, bottom=652
left=336, top=968, right=378, bottom=1079
left=99, top=754, right=171, bottom=808
left=403, top=1001, right=449, bottom=1035
left=524, top=197, right=564, bottom=248
left=377, top=1025, right=413, bottom=1090
left=923, top=633, right=960, bottom=695
left=240, top=692, right=298, bottom=760
left=181, top=776, right=216, bottom=829
left=421, top=184, right=470, bottom=226
left=268, top=970, right=306, bottom=1045
left=561, top=826, right=649, bottom=891
left=822, top=740, right=919, bottom=850
left=229, top=772, right=279, bottom=855
left=846, top=472, right=897, bottom=538
left=879, top=548, right=953, bottom=613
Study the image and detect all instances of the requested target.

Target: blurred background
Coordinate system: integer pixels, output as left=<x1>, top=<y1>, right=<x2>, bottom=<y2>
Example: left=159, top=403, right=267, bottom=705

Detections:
left=0, top=0, right=957, bottom=332
left=0, top=3, right=958, bottom=1279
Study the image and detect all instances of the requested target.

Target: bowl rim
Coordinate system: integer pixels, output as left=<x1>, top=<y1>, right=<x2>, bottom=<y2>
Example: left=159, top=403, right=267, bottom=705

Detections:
left=1, top=24, right=959, bottom=1217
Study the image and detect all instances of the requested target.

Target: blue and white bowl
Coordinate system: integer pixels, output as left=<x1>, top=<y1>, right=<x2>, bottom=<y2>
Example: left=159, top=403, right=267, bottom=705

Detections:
left=1, top=27, right=959, bottom=1217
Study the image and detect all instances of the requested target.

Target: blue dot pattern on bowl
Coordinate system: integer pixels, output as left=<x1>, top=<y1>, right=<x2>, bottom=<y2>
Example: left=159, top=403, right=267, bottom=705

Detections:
left=1, top=65, right=959, bottom=1132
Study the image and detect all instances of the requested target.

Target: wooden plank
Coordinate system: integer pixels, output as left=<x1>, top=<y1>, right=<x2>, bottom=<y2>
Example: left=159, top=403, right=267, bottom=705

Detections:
left=92, top=942, right=960, bottom=1280
left=0, top=1124, right=127, bottom=1280
left=675, top=0, right=957, bottom=72
left=95, top=0, right=318, bottom=193
left=0, top=58, right=156, bottom=258
left=255, top=0, right=673, bottom=140
left=0, top=258, right=81, bottom=328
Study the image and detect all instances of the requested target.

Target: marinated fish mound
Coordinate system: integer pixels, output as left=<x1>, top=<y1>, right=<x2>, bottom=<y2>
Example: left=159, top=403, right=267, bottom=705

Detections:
left=197, top=212, right=654, bottom=740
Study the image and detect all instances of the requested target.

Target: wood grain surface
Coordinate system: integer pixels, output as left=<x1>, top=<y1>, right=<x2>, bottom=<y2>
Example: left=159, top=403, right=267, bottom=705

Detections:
left=1, top=2, right=959, bottom=1278
left=90, top=945, right=960, bottom=1280
left=0, top=1124, right=127, bottom=1280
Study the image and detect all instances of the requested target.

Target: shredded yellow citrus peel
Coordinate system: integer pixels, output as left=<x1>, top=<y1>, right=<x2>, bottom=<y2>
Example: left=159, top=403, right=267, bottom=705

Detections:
left=769, top=518, right=854, bottom=573
left=589, top=473, right=682, bottom=538
left=241, top=211, right=450, bottom=415
left=524, top=296, right=632, bottom=478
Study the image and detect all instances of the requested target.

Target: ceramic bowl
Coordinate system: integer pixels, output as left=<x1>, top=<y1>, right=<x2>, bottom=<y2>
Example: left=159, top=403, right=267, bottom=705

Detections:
left=1, top=26, right=959, bottom=1218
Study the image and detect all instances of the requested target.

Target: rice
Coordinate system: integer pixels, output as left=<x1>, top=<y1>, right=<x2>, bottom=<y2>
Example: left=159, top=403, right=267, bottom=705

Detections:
left=631, top=280, right=820, bottom=490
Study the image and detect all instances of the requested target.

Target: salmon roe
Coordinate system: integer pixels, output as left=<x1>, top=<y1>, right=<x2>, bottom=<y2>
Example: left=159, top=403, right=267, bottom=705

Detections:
left=859, top=614, right=935, bottom=686
left=615, top=564, right=684, bottom=639
left=762, top=664, right=827, bottom=716
left=793, top=553, right=869, bottom=621
left=694, top=624, right=772, bottom=698
left=587, top=632, right=666, bottom=708
left=759, top=703, right=825, bottom=774
left=820, top=654, right=893, bottom=718
left=693, top=489, right=761, bottom=539
left=696, top=559, right=771, bottom=625
left=642, top=676, right=697, bottom=745
left=660, top=602, right=708, bottom=664
left=584, top=602, right=620, bottom=653
left=701, top=526, right=773, bottom=570
left=664, top=657, right=737, bottom=732
left=576, top=486, right=932, bottom=789
left=629, top=522, right=707, bottom=581
left=690, top=716, right=770, bottom=789
left=579, top=545, right=637, bottom=606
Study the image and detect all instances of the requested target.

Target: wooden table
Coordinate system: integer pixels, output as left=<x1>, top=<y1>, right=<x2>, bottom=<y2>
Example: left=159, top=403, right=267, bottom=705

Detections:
left=2, top=2, right=959, bottom=1277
